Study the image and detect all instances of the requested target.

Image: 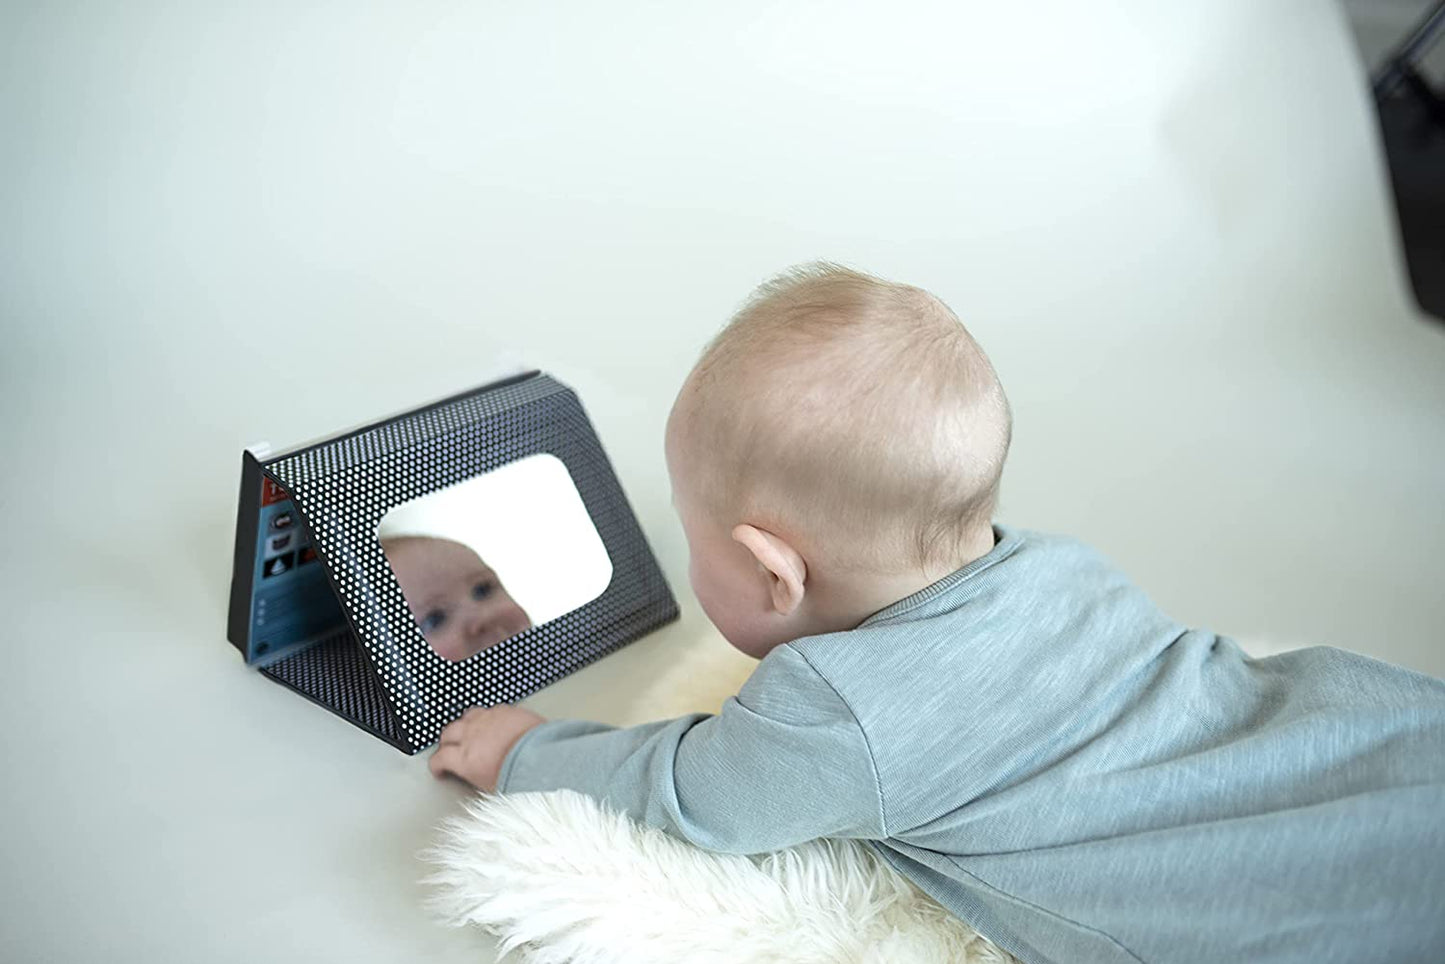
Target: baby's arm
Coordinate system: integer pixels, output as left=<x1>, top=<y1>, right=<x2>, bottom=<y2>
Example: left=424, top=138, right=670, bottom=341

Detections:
left=437, top=644, right=886, bottom=855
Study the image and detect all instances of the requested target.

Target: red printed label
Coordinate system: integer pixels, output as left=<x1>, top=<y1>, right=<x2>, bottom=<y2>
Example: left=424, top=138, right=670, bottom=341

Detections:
left=261, top=478, right=290, bottom=507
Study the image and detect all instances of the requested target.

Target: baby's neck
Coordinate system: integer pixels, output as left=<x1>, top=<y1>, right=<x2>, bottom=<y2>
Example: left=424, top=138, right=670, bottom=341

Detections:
left=810, top=525, right=998, bottom=633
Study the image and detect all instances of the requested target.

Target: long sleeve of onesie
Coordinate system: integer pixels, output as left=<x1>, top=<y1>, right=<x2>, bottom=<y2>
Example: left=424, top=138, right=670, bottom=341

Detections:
left=496, top=642, right=886, bottom=855
left=493, top=525, right=1445, bottom=963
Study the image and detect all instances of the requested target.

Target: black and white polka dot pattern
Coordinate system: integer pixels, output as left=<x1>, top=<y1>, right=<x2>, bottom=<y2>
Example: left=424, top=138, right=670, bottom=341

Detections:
left=260, top=373, right=679, bottom=754
left=261, top=627, right=404, bottom=747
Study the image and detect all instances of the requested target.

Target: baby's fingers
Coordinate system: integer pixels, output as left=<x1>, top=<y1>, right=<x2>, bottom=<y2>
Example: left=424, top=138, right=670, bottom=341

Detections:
left=438, top=705, right=491, bottom=747
left=428, top=743, right=465, bottom=781
left=437, top=717, right=465, bottom=747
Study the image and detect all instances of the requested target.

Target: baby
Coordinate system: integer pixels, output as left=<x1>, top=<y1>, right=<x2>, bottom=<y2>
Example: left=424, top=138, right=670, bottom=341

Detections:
left=381, top=535, right=531, bottom=661
left=429, top=265, right=1445, bottom=963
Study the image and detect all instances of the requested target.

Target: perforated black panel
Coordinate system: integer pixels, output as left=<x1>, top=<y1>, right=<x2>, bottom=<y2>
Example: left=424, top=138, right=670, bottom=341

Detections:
left=261, top=629, right=405, bottom=748
left=263, top=374, right=678, bottom=753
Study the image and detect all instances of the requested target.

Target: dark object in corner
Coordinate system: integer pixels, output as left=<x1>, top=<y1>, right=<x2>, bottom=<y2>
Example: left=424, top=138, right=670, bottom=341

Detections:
left=1372, top=1, right=1445, bottom=323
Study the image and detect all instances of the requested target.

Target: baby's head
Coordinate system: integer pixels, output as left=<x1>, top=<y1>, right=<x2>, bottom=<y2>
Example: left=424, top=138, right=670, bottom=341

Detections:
left=380, top=535, right=532, bottom=662
left=666, top=263, right=1011, bottom=657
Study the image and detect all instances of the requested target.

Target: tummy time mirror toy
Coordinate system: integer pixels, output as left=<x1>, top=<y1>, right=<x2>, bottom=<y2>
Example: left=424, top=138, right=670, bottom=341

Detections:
left=225, top=372, right=678, bottom=753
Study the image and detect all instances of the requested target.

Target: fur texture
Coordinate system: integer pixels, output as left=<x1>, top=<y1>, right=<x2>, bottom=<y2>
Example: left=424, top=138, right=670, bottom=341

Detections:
left=426, top=790, right=1012, bottom=963
left=424, top=633, right=1017, bottom=962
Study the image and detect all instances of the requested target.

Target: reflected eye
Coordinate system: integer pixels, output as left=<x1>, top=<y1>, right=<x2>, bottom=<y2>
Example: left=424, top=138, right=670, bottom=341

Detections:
left=472, top=581, right=495, bottom=600
left=419, top=609, right=447, bottom=634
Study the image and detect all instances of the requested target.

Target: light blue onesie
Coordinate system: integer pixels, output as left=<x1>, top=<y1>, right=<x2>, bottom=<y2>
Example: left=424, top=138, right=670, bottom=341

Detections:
left=499, top=525, right=1445, bottom=963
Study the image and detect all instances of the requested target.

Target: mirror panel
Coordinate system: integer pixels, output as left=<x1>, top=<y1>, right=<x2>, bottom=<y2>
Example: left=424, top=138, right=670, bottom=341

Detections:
left=376, top=453, right=612, bottom=661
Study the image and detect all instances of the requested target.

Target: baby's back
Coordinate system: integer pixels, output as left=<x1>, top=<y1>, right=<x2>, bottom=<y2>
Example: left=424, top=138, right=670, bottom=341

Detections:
left=795, top=526, right=1445, bottom=963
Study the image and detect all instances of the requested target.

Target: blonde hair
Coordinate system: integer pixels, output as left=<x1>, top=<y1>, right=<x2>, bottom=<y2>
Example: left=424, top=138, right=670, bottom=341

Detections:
left=671, top=262, right=1012, bottom=573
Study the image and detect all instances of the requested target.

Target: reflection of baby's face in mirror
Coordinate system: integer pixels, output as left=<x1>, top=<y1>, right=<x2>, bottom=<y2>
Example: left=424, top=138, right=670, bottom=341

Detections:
left=381, top=536, right=532, bottom=662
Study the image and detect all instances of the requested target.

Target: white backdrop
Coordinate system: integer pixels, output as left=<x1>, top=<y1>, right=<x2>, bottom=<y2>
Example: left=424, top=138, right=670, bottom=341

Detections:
left=3, top=2, right=1443, bottom=962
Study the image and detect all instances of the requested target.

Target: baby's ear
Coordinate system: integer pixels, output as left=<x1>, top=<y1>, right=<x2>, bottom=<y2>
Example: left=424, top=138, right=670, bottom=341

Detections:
left=731, top=524, right=807, bottom=616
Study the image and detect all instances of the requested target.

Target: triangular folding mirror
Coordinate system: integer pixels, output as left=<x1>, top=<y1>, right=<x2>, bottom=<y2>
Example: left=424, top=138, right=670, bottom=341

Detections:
left=226, top=371, right=678, bottom=753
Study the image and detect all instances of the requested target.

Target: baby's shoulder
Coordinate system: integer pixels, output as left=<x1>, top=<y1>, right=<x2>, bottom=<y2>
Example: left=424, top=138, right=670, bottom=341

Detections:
left=736, top=641, right=859, bottom=721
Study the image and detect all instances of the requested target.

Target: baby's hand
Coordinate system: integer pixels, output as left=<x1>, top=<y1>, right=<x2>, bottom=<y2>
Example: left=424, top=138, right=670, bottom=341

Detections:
left=428, top=705, right=547, bottom=792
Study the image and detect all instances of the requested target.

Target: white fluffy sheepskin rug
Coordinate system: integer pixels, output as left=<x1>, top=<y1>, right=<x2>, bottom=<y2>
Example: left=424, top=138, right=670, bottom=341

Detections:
left=425, top=635, right=1018, bottom=964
